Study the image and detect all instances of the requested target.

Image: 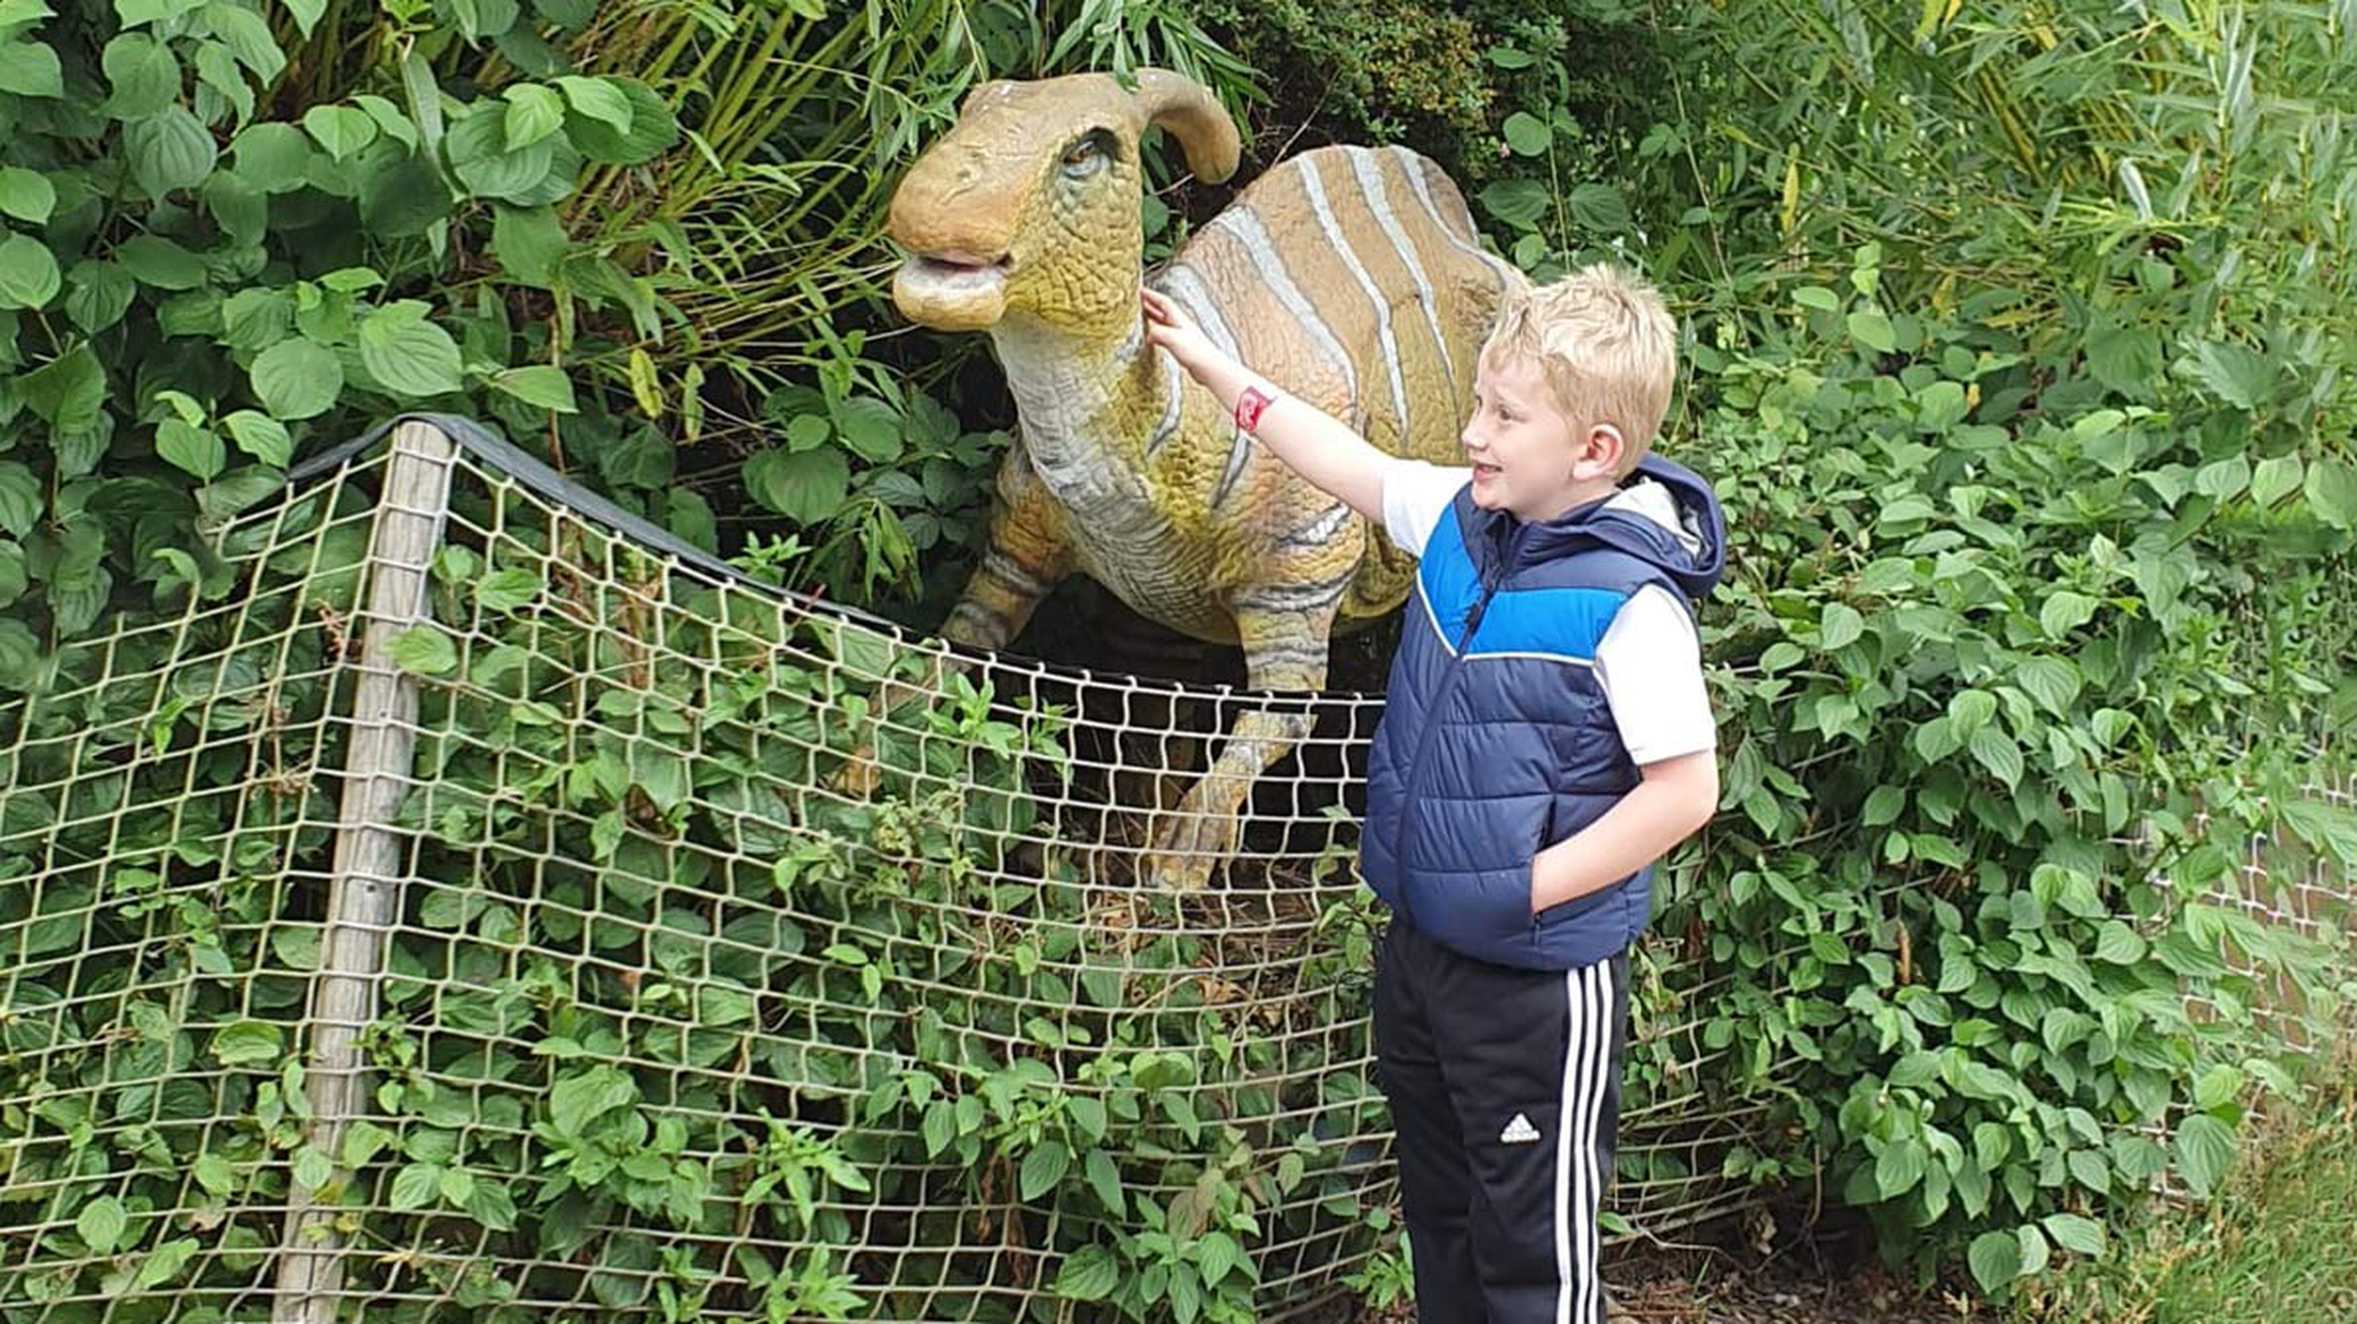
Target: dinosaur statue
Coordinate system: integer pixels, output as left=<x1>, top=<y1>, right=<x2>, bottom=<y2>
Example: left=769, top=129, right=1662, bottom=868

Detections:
left=876, top=68, right=1520, bottom=890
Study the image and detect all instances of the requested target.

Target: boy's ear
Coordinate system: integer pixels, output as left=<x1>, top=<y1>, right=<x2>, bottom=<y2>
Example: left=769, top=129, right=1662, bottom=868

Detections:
left=1574, top=422, right=1626, bottom=480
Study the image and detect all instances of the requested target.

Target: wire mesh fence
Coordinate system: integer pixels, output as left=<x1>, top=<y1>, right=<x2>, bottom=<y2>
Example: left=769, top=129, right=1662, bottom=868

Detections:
left=0, top=415, right=2348, bottom=1322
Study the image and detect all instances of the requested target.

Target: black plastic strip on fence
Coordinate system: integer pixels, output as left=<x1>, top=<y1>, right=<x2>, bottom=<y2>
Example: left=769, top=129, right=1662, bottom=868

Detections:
left=292, top=412, right=1357, bottom=713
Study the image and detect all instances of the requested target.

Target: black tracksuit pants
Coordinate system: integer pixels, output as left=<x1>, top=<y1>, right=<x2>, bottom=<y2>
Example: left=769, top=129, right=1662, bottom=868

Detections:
left=1373, top=919, right=1631, bottom=1324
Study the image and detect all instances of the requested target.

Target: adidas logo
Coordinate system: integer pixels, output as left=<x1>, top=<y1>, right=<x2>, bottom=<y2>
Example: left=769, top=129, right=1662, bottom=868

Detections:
left=1499, top=1113, right=1541, bottom=1145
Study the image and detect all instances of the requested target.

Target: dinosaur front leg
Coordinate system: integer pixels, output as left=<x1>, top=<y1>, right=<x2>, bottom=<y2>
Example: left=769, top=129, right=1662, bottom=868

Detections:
left=835, top=455, right=1072, bottom=795
left=1142, top=574, right=1345, bottom=891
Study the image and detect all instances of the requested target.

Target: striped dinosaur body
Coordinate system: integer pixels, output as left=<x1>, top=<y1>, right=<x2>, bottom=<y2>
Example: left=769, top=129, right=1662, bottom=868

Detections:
left=881, top=72, right=1520, bottom=888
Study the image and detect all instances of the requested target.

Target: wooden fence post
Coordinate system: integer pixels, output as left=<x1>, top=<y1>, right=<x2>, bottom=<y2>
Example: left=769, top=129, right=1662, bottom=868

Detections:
left=271, top=421, right=456, bottom=1324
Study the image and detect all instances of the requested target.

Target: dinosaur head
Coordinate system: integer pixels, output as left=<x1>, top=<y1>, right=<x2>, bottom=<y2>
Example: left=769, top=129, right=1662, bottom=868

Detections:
left=887, top=70, right=1241, bottom=337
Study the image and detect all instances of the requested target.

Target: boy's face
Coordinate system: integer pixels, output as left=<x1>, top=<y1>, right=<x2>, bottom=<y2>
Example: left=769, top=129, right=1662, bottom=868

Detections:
left=1462, top=351, right=1622, bottom=522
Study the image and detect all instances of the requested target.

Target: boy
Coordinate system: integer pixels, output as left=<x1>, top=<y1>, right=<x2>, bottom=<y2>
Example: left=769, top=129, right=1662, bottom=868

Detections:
left=1141, top=264, right=1724, bottom=1324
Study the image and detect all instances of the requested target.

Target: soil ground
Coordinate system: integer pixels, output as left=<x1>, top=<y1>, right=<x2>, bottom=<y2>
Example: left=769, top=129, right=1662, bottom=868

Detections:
left=1338, top=1208, right=1987, bottom=1324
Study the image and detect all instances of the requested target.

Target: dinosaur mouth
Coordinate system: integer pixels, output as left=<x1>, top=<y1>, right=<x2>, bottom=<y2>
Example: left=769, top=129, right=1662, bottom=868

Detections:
left=894, top=252, right=1013, bottom=330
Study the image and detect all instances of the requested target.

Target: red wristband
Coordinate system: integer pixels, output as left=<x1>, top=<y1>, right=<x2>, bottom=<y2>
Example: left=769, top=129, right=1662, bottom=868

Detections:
left=1235, top=385, right=1277, bottom=434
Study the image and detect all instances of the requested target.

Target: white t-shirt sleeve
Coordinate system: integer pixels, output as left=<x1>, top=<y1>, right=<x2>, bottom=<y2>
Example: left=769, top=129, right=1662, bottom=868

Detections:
left=1594, top=584, right=1717, bottom=765
left=1379, top=460, right=1471, bottom=558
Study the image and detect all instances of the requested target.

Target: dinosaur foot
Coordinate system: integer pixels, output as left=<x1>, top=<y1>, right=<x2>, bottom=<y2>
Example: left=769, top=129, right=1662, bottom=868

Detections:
left=1141, top=807, right=1240, bottom=892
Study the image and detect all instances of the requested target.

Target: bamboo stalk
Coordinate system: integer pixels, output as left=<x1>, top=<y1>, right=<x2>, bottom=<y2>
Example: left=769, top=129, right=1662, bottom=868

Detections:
left=271, top=421, right=458, bottom=1324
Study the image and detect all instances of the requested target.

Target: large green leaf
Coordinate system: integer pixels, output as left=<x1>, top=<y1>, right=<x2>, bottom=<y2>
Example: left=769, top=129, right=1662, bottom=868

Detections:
left=490, top=203, right=565, bottom=286
left=1967, top=1229, right=2022, bottom=1293
left=2305, top=457, right=2357, bottom=529
left=833, top=398, right=904, bottom=463
left=2172, top=1113, right=2235, bottom=1199
left=0, top=461, right=37, bottom=536
left=102, top=32, right=180, bottom=119
left=2192, top=339, right=2275, bottom=410
left=115, top=235, right=206, bottom=289
left=233, top=121, right=313, bottom=192
left=222, top=409, right=288, bottom=466
left=1053, top=1245, right=1118, bottom=1302
left=0, top=166, right=50, bottom=224
left=357, top=303, right=462, bottom=397
left=1501, top=111, right=1549, bottom=156
left=1818, top=601, right=1864, bottom=651
left=502, top=82, right=564, bottom=151
left=201, top=0, right=284, bottom=82
left=0, top=40, right=61, bottom=97
left=0, top=232, right=58, bottom=308
left=390, top=625, right=457, bottom=675
left=17, top=343, right=105, bottom=427
left=249, top=337, right=342, bottom=419
left=220, top=287, right=291, bottom=350
left=1848, top=309, right=1897, bottom=353
left=202, top=168, right=267, bottom=245
left=212, top=1019, right=284, bottom=1065
left=447, top=105, right=558, bottom=201
left=193, top=40, right=253, bottom=124
left=555, top=74, right=630, bottom=133
left=302, top=104, right=378, bottom=161
left=746, top=446, right=849, bottom=525
left=491, top=364, right=576, bottom=412
left=547, top=1065, right=637, bottom=1137
left=155, top=419, right=224, bottom=480
left=1568, top=182, right=1632, bottom=233
left=566, top=77, right=676, bottom=165
left=76, top=1196, right=127, bottom=1255
left=1478, top=177, right=1549, bottom=229
left=1017, top=1139, right=1069, bottom=1200
left=125, top=107, right=218, bottom=198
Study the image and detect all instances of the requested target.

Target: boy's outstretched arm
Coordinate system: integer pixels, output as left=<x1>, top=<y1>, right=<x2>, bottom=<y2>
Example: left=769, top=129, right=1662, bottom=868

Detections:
left=1141, top=286, right=1394, bottom=523
left=1529, top=750, right=1718, bottom=912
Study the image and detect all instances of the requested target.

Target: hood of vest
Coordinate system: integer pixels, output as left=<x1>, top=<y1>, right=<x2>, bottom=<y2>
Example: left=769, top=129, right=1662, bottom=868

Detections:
left=1466, top=453, right=1727, bottom=600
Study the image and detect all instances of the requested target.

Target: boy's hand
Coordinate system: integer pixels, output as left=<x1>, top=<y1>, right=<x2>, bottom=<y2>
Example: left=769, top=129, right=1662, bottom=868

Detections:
left=1142, top=286, right=1228, bottom=380
left=1530, top=750, right=1718, bottom=912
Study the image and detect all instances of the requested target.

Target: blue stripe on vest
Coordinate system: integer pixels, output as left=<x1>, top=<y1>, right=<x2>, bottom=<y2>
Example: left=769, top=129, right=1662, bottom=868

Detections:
left=1465, top=586, right=1628, bottom=661
left=1416, top=510, right=1480, bottom=650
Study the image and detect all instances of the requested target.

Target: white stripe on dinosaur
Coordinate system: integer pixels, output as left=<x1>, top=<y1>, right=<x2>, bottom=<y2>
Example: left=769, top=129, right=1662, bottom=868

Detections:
left=1148, top=348, right=1185, bottom=456
left=1234, top=566, right=1355, bottom=614
left=980, top=547, right=1050, bottom=599
left=1302, top=154, right=1411, bottom=447
left=1204, top=204, right=1360, bottom=411
left=1279, top=500, right=1353, bottom=550
left=1157, top=264, right=1258, bottom=508
left=1155, top=263, right=1242, bottom=361
left=1388, top=144, right=1521, bottom=291
left=1345, top=146, right=1458, bottom=399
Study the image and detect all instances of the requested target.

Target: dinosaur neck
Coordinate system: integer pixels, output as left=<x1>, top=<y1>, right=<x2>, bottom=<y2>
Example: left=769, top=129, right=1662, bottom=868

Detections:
left=991, top=317, right=1181, bottom=536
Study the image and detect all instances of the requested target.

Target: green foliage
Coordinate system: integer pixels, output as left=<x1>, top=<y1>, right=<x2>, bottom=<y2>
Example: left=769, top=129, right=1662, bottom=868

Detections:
left=0, top=0, right=1271, bottom=651
left=1582, top=0, right=2357, bottom=1297
left=0, top=450, right=1397, bottom=1318
left=0, top=0, right=2352, bottom=1313
left=2013, top=1081, right=2357, bottom=1322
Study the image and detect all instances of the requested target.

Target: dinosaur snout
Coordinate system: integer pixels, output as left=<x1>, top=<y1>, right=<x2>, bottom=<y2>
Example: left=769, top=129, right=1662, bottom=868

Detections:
left=887, top=149, right=1026, bottom=331
left=891, top=249, right=1015, bottom=332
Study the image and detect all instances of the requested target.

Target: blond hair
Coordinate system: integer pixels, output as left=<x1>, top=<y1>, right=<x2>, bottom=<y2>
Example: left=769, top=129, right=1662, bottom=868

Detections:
left=1480, top=263, right=1677, bottom=475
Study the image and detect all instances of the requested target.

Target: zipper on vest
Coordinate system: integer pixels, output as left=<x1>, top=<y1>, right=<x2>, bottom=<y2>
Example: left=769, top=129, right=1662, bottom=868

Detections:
left=1388, top=525, right=1522, bottom=899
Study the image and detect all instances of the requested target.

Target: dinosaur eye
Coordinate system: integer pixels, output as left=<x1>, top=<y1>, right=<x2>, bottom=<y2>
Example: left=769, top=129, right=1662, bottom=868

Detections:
left=1060, top=130, right=1114, bottom=179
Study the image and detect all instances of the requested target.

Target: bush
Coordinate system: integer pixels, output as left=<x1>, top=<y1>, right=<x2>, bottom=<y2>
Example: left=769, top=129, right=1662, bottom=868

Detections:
left=1576, top=0, right=2357, bottom=1296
